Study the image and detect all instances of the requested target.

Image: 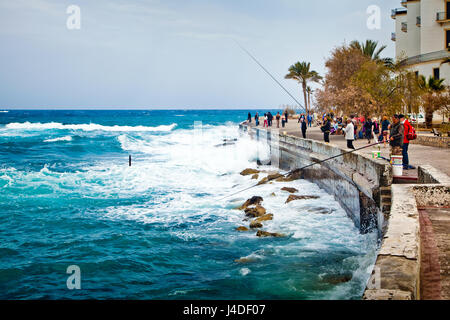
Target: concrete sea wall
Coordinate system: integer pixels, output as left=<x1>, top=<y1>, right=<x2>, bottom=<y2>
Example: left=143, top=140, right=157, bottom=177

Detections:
left=240, top=124, right=392, bottom=234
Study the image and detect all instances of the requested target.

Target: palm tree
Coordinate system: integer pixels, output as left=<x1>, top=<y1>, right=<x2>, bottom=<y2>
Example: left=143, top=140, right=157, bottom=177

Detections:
left=418, top=75, right=446, bottom=128
left=306, top=86, right=314, bottom=113
left=285, top=62, right=322, bottom=115
left=350, top=39, right=393, bottom=67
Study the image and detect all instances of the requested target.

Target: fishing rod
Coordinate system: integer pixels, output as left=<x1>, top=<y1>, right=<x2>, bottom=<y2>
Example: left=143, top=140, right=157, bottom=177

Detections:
left=234, top=41, right=305, bottom=109
left=219, top=136, right=399, bottom=201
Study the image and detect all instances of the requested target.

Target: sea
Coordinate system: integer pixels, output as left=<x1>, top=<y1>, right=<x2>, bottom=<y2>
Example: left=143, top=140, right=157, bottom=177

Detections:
left=0, top=109, right=378, bottom=299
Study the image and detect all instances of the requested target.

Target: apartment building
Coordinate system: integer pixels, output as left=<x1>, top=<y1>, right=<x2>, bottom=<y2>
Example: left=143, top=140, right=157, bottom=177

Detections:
left=392, top=0, right=450, bottom=83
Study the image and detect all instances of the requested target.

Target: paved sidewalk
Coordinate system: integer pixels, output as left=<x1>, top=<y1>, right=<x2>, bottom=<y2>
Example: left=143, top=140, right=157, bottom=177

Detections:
left=249, top=120, right=450, bottom=176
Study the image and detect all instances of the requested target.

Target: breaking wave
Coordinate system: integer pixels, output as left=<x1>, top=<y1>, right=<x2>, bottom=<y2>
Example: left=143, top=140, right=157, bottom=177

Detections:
left=44, top=136, right=73, bottom=143
left=4, top=122, right=177, bottom=132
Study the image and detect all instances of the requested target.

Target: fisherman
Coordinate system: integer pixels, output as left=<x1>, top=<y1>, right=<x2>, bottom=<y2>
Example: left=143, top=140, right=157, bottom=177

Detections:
left=399, top=114, right=415, bottom=170
left=247, top=112, right=252, bottom=124
left=389, top=114, right=404, bottom=155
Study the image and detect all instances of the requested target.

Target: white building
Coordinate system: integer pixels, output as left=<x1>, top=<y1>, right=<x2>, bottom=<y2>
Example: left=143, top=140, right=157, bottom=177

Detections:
left=392, top=0, right=450, bottom=122
left=392, top=0, right=450, bottom=82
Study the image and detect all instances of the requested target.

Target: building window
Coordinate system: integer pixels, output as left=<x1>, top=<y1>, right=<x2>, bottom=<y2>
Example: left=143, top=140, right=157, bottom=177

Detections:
left=447, top=1, right=450, bottom=20
left=447, top=30, right=450, bottom=49
left=433, top=68, right=440, bottom=80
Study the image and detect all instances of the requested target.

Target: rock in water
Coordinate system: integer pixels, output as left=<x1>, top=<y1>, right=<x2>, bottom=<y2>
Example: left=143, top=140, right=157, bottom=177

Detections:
left=321, top=274, right=353, bottom=285
left=281, top=187, right=298, bottom=193
left=236, top=226, right=249, bottom=232
left=257, top=173, right=284, bottom=186
left=286, top=195, right=320, bottom=203
left=244, top=205, right=266, bottom=218
left=256, top=230, right=286, bottom=238
left=240, top=168, right=260, bottom=176
left=255, top=214, right=273, bottom=223
left=249, top=221, right=263, bottom=229
left=251, top=174, right=259, bottom=180
left=238, top=196, right=263, bottom=210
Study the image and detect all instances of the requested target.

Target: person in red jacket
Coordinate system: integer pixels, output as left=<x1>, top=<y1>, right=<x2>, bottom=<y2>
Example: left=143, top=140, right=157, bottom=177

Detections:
left=399, top=114, right=415, bottom=170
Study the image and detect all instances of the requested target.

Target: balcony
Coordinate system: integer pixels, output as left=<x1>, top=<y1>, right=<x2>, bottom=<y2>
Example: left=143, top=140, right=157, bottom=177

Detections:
left=436, top=11, right=450, bottom=23
left=416, top=16, right=421, bottom=27
left=401, top=22, right=407, bottom=32
left=401, top=0, right=407, bottom=7
left=391, top=33, right=396, bottom=42
left=391, top=8, right=407, bottom=19
left=399, top=50, right=450, bottom=67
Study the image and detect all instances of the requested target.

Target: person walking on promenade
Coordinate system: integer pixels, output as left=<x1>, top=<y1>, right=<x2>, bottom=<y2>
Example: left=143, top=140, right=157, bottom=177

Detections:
left=300, top=116, right=307, bottom=139
left=363, top=117, right=373, bottom=143
left=276, top=112, right=281, bottom=128
left=390, top=115, right=404, bottom=155
left=381, top=116, right=390, bottom=147
left=268, top=112, right=273, bottom=127
left=307, top=113, right=312, bottom=127
left=400, top=114, right=415, bottom=170
left=372, top=118, right=380, bottom=142
left=344, top=119, right=355, bottom=149
left=284, top=111, right=289, bottom=124
left=248, top=112, right=252, bottom=124
left=255, top=113, right=259, bottom=126
left=263, top=113, right=268, bottom=128
left=321, top=117, right=331, bottom=143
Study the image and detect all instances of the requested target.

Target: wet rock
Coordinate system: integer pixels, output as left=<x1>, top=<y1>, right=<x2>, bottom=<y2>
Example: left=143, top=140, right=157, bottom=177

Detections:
left=249, top=221, right=263, bottom=229
left=235, top=257, right=257, bottom=264
left=277, top=171, right=302, bottom=182
left=286, top=195, right=320, bottom=203
left=270, top=192, right=276, bottom=197
left=281, top=187, right=298, bottom=193
left=257, top=173, right=284, bottom=186
left=236, top=226, right=249, bottom=232
left=309, top=207, right=332, bottom=215
left=238, top=196, right=263, bottom=210
left=251, top=174, right=259, bottom=180
left=244, top=205, right=266, bottom=218
left=256, top=230, right=286, bottom=238
left=255, top=214, right=273, bottom=223
left=321, top=274, right=353, bottom=285
left=240, top=168, right=260, bottom=176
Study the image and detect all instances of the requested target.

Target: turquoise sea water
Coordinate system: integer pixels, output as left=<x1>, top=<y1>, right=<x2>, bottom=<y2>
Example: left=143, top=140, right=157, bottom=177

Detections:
left=0, top=110, right=377, bottom=299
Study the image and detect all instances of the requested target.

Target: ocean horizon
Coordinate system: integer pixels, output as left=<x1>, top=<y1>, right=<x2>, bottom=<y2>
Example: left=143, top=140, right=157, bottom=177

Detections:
left=0, top=110, right=377, bottom=299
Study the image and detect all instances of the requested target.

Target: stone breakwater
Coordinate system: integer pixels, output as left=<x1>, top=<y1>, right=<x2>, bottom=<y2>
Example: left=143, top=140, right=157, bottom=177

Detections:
left=239, top=123, right=392, bottom=235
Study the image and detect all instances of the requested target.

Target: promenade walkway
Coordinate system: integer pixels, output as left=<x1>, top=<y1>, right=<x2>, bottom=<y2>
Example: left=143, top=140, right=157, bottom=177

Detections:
left=248, top=120, right=450, bottom=176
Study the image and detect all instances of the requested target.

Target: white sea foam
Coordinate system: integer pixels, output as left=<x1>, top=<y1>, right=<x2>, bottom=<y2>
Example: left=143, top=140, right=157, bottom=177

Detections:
left=44, top=136, right=73, bottom=143
left=4, top=122, right=177, bottom=132
left=0, top=123, right=377, bottom=298
left=0, top=111, right=9, bottom=113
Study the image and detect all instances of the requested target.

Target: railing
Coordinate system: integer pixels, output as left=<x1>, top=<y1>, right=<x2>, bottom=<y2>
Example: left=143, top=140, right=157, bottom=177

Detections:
left=399, top=50, right=450, bottom=66
left=436, top=12, right=448, bottom=22
left=416, top=16, right=421, bottom=27
left=391, top=32, right=396, bottom=41
left=401, top=22, right=407, bottom=32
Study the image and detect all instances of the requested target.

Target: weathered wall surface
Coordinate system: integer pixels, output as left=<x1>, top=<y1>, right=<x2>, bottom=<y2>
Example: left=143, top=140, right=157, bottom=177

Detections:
left=364, top=167, right=450, bottom=300
left=241, top=125, right=392, bottom=234
left=410, top=135, right=449, bottom=149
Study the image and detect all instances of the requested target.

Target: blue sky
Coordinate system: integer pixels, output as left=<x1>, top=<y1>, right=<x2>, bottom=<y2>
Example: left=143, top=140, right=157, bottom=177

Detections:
left=0, top=0, right=397, bottom=109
